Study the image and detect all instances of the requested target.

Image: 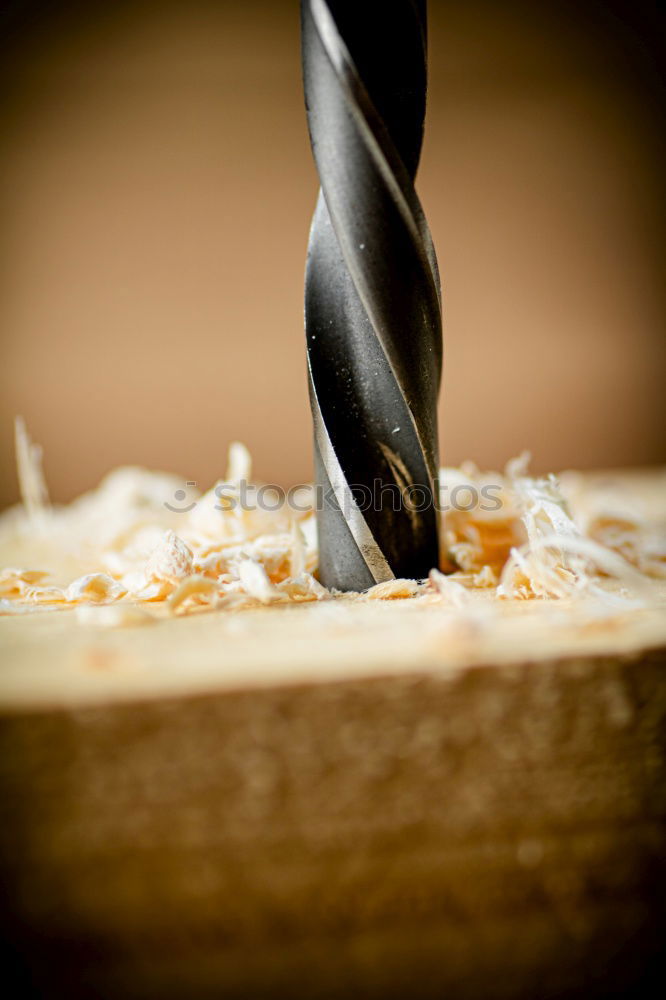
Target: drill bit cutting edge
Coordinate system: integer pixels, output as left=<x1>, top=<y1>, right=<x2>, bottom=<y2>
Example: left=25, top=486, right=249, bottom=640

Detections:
left=302, top=0, right=443, bottom=592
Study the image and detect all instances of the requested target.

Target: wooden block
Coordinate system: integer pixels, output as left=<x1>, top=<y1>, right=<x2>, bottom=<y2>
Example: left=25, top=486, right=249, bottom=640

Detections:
left=0, top=468, right=665, bottom=997
left=1, top=598, right=665, bottom=997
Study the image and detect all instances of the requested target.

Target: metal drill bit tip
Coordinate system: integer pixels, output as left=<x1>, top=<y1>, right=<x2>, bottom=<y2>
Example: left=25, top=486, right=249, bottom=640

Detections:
left=302, top=0, right=443, bottom=592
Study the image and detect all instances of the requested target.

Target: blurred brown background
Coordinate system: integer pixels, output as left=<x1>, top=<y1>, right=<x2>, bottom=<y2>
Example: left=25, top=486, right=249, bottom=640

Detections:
left=0, top=0, right=664, bottom=508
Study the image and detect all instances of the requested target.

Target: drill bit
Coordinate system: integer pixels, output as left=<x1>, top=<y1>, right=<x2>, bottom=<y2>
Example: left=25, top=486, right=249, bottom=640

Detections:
left=302, top=0, right=443, bottom=591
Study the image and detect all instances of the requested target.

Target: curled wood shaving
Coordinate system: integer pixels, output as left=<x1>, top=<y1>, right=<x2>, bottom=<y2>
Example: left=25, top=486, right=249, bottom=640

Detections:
left=145, top=530, right=193, bottom=582
left=65, top=574, right=127, bottom=603
left=23, top=586, right=66, bottom=604
left=168, top=575, right=220, bottom=612
left=364, top=578, right=422, bottom=600
left=428, top=569, right=472, bottom=607
left=0, top=568, right=49, bottom=598
left=277, top=573, right=329, bottom=601
left=238, top=558, right=282, bottom=604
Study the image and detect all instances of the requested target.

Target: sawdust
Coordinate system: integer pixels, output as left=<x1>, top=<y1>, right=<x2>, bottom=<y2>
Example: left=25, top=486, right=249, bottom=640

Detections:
left=1, top=420, right=664, bottom=623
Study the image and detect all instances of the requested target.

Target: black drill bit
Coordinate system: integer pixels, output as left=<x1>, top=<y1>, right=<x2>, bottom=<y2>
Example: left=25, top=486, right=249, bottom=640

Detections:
left=302, top=0, right=442, bottom=591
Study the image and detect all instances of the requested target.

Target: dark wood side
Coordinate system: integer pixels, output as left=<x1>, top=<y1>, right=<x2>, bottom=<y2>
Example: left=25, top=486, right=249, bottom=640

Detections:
left=0, top=650, right=665, bottom=999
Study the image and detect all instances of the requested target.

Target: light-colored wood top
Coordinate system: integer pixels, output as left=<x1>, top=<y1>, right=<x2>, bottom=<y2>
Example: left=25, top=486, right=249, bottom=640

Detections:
left=1, top=583, right=665, bottom=711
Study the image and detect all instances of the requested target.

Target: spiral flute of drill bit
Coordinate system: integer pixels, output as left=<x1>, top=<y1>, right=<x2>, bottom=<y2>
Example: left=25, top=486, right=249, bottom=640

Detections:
left=302, top=0, right=442, bottom=591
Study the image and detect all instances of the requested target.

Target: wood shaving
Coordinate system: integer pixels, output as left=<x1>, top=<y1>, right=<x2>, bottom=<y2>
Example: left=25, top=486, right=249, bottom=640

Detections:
left=472, top=565, right=498, bottom=588
left=168, top=576, right=220, bottom=612
left=0, top=568, right=49, bottom=598
left=0, top=422, right=664, bottom=624
left=277, top=573, right=329, bottom=601
left=14, top=417, right=50, bottom=528
left=364, top=578, right=422, bottom=600
left=145, top=531, right=194, bottom=582
left=66, top=574, right=127, bottom=603
left=289, top=521, right=306, bottom=578
left=238, top=558, right=282, bottom=604
left=428, top=569, right=472, bottom=607
left=225, top=441, right=252, bottom=484
left=22, top=585, right=66, bottom=604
